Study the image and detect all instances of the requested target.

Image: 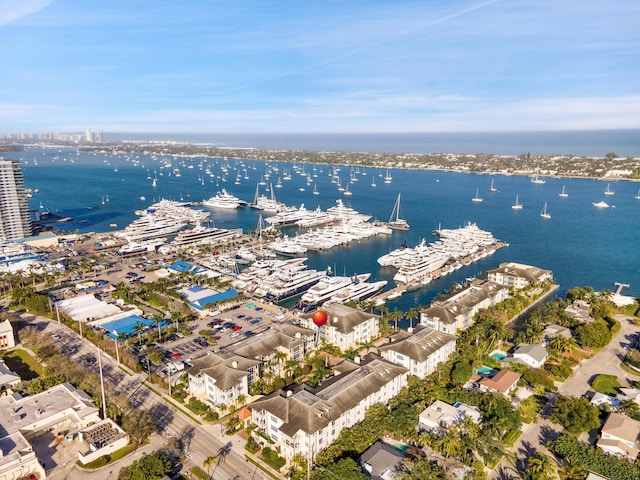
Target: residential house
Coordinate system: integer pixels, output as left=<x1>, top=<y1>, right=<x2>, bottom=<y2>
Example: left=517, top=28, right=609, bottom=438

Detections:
left=486, top=262, right=553, bottom=289
left=302, top=303, right=380, bottom=352
left=591, top=392, right=621, bottom=409
left=0, top=319, right=15, bottom=350
left=617, top=388, right=640, bottom=405
left=564, top=299, right=594, bottom=323
left=509, top=344, right=548, bottom=369
left=379, top=326, right=456, bottom=378
left=420, top=280, right=509, bottom=335
left=418, top=400, right=482, bottom=432
left=478, top=369, right=521, bottom=395
left=77, top=419, right=129, bottom=465
left=542, top=324, right=572, bottom=347
left=187, top=351, right=260, bottom=408
left=250, top=355, right=408, bottom=460
left=0, top=359, right=20, bottom=396
left=358, top=441, right=404, bottom=480
left=597, top=412, right=640, bottom=460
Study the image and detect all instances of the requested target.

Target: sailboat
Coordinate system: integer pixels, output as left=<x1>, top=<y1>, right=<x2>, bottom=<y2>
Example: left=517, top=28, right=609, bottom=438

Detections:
left=387, top=193, right=409, bottom=230
left=604, top=183, right=615, bottom=195
left=371, top=176, right=377, bottom=187
left=472, top=188, right=483, bottom=202
left=489, top=178, right=497, bottom=192
left=558, top=185, right=568, bottom=197
left=635, top=189, right=640, bottom=200
left=384, top=169, right=392, bottom=184
left=343, top=183, right=352, bottom=196
left=511, top=194, right=523, bottom=210
left=313, top=184, right=319, bottom=195
left=531, top=175, right=546, bottom=184
left=540, top=202, right=551, bottom=219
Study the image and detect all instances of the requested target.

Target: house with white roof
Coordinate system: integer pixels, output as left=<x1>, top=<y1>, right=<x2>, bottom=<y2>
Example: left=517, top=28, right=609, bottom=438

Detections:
left=509, top=344, right=548, bottom=369
left=0, top=359, right=20, bottom=396
left=418, top=400, right=481, bottom=432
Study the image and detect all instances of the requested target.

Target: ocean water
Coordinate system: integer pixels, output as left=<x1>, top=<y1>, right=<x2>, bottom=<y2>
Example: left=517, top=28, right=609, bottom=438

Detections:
left=17, top=146, right=640, bottom=317
left=106, top=130, right=640, bottom=157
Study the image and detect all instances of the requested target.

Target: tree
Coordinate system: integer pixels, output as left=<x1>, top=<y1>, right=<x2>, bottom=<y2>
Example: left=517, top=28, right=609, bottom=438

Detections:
left=527, top=452, right=557, bottom=480
left=203, top=454, right=217, bottom=479
left=118, top=451, right=172, bottom=480
left=406, top=306, right=420, bottom=329
left=550, top=395, right=600, bottom=434
left=400, top=456, right=448, bottom=480
left=151, top=314, right=164, bottom=340
left=132, top=321, right=146, bottom=346
left=450, top=361, right=472, bottom=384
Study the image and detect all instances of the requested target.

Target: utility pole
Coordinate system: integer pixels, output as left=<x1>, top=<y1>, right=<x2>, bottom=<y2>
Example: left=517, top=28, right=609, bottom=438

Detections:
left=97, top=348, right=107, bottom=420
left=55, top=303, right=60, bottom=325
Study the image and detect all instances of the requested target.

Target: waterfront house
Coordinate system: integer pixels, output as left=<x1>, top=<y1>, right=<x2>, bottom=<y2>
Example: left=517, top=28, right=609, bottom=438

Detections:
left=418, top=400, right=481, bottom=432
left=0, top=358, right=20, bottom=395
left=478, top=369, right=521, bottom=395
left=591, top=392, right=621, bottom=409
left=250, top=355, right=408, bottom=461
left=486, top=262, right=553, bottom=289
left=419, top=280, right=509, bottom=335
left=597, top=412, right=640, bottom=460
left=564, top=299, right=594, bottom=323
left=302, top=303, right=380, bottom=352
left=379, top=326, right=456, bottom=378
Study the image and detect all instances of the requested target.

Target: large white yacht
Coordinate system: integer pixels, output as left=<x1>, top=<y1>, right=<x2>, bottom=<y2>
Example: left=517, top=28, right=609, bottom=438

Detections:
left=329, top=279, right=388, bottom=304
left=203, top=189, right=246, bottom=209
left=299, top=273, right=371, bottom=310
left=172, top=226, right=243, bottom=247
left=393, top=254, right=449, bottom=284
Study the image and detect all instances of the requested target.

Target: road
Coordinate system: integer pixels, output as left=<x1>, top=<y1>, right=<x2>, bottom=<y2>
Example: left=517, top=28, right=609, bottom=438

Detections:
left=491, top=314, right=640, bottom=479
left=25, top=314, right=274, bottom=480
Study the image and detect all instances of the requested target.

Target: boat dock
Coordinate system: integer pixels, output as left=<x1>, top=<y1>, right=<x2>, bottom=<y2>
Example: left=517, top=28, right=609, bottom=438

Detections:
left=370, top=241, right=509, bottom=305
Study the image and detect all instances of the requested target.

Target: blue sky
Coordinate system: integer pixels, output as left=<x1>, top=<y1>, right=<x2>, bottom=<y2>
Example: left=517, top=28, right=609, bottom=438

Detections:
left=1, top=0, right=639, bottom=133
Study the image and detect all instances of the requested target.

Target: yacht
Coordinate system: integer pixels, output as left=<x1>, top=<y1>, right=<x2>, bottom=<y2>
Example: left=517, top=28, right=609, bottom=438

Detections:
left=263, top=269, right=328, bottom=301
left=117, top=238, right=167, bottom=257
left=117, top=216, right=189, bottom=242
left=299, top=273, right=371, bottom=310
left=472, top=188, right=483, bottom=202
left=511, top=194, right=523, bottom=210
left=531, top=175, right=546, bottom=184
left=384, top=169, right=392, bottom=184
left=329, top=280, right=388, bottom=304
left=173, top=225, right=243, bottom=247
left=592, top=201, right=609, bottom=208
left=604, top=183, right=615, bottom=195
left=635, top=189, right=640, bottom=200
left=393, top=254, right=449, bottom=284
left=387, top=193, right=410, bottom=230
left=489, top=178, right=497, bottom=192
left=540, top=202, right=551, bottom=219
left=203, top=189, right=246, bottom=209
left=558, top=185, right=568, bottom=198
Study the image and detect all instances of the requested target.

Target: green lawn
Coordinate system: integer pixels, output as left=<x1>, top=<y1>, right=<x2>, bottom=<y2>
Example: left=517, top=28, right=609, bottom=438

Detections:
left=591, top=374, right=620, bottom=395
left=0, top=348, right=42, bottom=380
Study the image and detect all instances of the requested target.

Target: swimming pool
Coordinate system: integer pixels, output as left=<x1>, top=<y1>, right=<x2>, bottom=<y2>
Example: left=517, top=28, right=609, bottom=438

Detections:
left=492, top=353, right=507, bottom=360
left=476, top=367, right=495, bottom=375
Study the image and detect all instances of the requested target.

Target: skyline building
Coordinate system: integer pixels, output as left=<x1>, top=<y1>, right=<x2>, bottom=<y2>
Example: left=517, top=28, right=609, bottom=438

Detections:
left=0, top=157, right=33, bottom=241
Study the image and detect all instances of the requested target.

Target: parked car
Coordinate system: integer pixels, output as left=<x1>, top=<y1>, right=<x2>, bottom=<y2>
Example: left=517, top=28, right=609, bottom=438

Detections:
left=232, top=325, right=242, bottom=331
left=250, top=319, right=261, bottom=325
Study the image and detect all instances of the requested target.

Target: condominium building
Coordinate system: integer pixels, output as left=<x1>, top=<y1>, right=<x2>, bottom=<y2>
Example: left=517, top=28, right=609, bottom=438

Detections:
left=0, top=158, right=32, bottom=241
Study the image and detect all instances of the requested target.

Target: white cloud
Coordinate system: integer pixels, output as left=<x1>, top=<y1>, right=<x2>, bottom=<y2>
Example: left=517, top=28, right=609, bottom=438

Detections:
left=0, top=0, right=53, bottom=26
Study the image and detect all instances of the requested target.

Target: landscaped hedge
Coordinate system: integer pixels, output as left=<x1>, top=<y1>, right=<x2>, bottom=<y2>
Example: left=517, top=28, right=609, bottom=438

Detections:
left=548, top=432, right=640, bottom=480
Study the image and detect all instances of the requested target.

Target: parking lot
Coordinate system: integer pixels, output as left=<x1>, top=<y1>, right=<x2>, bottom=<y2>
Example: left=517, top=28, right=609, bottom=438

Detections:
left=134, top=301, right=291, bottom=376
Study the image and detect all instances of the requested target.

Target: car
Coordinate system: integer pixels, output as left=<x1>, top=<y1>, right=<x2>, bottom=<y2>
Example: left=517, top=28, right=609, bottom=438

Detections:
left=219, top=327, right=230, bottom=333
left=230, top=332, right=240, bottom=337
left=255, top=307, right=263, bottom=311
left=244, top=330, right=254, bottom=336
left=232, top=325, right=242, bottom=331
left=171, top=352, right=181, bottom=359
left=51, top=334, right=61, bottom=340
left=236, top=314, right=245, bottom=318
left=85, top=356, right=97, bottom=364
left=251, top=319, right=261, bottom=325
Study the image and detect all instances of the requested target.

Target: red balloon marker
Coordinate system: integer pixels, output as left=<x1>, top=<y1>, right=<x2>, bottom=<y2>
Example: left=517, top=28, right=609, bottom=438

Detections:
left=312, top=310, right=328, bottom=327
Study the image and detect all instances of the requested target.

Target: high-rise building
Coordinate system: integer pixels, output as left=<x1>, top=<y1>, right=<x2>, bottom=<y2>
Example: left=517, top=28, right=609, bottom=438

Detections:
left=0, top=158, right=32, bottom=241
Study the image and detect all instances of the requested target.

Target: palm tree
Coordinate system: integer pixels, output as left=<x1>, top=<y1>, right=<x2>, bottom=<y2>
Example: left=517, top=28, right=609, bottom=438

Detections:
left=527, top=452, right=557, bottom=480
left=151, top=314, right=164, bottom=340
left=203, top=455, right=217, bottom=479
left=114, top=332, right=127, bottom=365
left=559, top=457, right=586, bottom=480
left=132, top=321, right=146, bottom=346
left=390, top=308, right=403, bottom=331
left=406, top=306, right=420, bottom=329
